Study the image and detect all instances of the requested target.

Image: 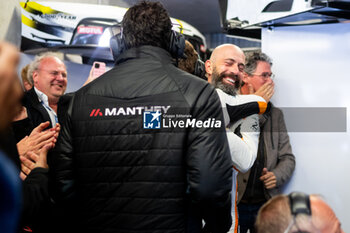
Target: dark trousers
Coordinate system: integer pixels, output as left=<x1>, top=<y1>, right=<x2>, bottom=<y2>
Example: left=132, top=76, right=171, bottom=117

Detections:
left=238, top=202, right=265, bottom=233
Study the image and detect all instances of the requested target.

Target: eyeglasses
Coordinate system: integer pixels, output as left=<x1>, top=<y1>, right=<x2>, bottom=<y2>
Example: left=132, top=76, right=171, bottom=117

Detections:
left=37, top=69, right=67, bottom=78
left=251, top=72, right=275, bottom=80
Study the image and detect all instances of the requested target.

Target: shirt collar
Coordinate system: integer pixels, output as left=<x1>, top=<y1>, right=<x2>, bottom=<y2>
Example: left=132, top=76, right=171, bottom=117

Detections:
left=34, top=87, right=49, bottom=107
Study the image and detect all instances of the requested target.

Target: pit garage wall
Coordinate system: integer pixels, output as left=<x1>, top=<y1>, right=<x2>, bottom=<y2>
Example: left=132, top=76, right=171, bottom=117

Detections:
left=0, top=0, right=21, bottom=46
left=262, top=23, right=350, bottom=231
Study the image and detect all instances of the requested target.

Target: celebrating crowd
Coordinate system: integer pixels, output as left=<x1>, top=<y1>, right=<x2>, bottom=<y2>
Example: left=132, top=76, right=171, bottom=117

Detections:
left=0, top=1, right=343, bottom=233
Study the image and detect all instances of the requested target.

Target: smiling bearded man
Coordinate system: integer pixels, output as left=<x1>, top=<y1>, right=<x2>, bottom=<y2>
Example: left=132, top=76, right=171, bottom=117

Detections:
left=207, top=44, right=245, bottom=96
left=205, top=44, right=273, bottom=233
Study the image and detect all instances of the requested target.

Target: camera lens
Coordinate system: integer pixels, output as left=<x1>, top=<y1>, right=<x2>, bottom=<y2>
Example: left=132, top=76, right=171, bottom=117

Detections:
left=95, top=63, right=100, bottom=68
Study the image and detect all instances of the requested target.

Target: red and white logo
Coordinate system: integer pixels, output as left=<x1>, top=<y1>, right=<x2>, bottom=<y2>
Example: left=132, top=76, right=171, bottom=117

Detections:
left=90, top=109, right=103, bottom=117
left=77, top=26, right=103, bottom=35
left=89, top=106, right=171, bottom=118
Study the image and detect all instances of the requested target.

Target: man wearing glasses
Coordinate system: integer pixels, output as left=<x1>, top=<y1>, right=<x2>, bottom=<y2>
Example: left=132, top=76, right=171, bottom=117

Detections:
left=237, top=52, right=296, bottom=233
left=7, top=52, right=64, bottom=232
left=23, top=52, right=67, bottom=129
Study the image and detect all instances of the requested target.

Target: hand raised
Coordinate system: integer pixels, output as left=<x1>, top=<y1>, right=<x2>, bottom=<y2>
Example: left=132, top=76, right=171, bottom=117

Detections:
left=254, top=81, right=274, bottom=103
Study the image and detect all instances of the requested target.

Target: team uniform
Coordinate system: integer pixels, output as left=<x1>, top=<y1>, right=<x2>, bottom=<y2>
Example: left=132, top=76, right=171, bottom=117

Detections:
left=216, top=89, right=267, bottom=233
left=50, top=46, right=233, bottom=233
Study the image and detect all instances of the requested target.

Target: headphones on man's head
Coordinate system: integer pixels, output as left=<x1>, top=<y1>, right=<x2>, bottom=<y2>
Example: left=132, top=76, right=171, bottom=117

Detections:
left=110, top=27, right=126, bottom=62
left=110, top=27, right=186, bottom=62
left=286, top=192, right=312, bottom=233
left=289, top=192, right=311, bottom=216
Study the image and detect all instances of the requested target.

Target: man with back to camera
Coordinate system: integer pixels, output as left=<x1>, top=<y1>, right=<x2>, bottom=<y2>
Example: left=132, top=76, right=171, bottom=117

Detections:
left=255, top=192, right=344, bottom=233
left=237, top=52, right=295, bottom=233
left=49, top=1, right=233, bottom=233
left=205, top=44, right=274, bottom=233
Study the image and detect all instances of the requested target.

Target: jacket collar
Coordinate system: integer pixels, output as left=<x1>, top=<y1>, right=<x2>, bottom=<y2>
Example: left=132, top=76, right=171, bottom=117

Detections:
left=26, top=87, right=41, bottom=105
left=116, top=45, right=174, bottom=65
left=24, top=87, right=53, bottom=128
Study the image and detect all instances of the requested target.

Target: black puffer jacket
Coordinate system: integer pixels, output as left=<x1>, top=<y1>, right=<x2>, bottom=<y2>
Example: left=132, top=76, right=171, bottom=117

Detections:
left=49, top=46, right=233, bottom=233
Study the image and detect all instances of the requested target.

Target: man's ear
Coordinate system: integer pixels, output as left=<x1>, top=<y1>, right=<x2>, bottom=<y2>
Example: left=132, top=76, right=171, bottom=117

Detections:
left=242, top=72, right=249, bottom=84
left=32, top=71, right=39, bottom=84
left=205, top=60, right=212, bottom=83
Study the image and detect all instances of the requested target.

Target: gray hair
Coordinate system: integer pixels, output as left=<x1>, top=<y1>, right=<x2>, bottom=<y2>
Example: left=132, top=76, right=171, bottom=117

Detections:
left=27, top=52, right=64, bottom=84
left=244, top=51, right=272, bottom=75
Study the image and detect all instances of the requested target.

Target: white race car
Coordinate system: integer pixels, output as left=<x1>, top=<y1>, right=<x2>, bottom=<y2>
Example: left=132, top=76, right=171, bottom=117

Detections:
left=20, top=1, right=208, bottom=63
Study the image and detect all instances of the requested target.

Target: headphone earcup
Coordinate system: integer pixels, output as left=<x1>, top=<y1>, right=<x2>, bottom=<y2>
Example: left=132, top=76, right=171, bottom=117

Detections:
left=110, top=33, right=125, bottom=62
left=168, top=31, right=186, bottom=59
left=194, top=59, right=206, bottom=80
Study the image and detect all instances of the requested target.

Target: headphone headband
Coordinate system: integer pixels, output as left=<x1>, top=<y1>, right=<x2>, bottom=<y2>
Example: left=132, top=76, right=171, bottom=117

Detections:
left=289, top=192, right=311, bottom=216
left=109, top=24, right=126, bottom=62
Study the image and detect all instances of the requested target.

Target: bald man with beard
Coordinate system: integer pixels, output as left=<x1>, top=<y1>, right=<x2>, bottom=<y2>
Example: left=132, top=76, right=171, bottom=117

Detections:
left=206, top=44, right=245, bottom=95
left=205, top=44, right=274, bottom=233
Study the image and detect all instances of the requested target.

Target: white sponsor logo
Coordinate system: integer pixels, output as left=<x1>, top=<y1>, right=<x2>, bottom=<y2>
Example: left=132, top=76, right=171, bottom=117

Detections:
left=77, top=26, right=103, bottom=35
left=104, top=106, right=171, bottom=116
left=163, top=118, right=222, bottom=128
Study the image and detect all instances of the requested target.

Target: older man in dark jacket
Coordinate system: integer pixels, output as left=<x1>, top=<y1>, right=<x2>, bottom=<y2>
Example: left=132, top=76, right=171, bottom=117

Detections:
left=49, top=1, right=233, bottom=233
